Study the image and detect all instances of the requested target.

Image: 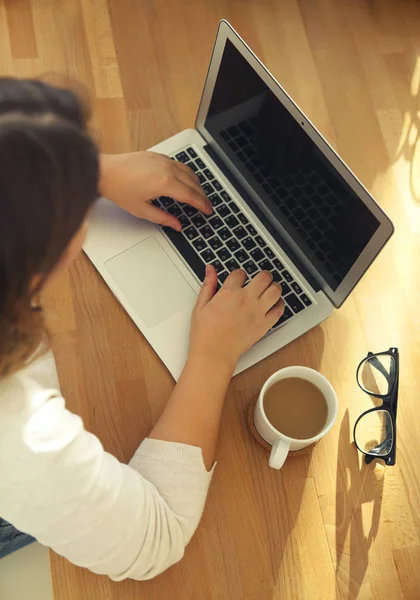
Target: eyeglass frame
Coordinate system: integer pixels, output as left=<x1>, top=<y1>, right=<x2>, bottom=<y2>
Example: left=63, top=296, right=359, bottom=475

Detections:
left=353, top=347, right=399, bottom=466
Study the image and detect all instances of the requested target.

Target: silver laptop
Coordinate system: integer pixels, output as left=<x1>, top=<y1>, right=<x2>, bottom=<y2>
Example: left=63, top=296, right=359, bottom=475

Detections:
left=84, top=20, right=394, bottom=380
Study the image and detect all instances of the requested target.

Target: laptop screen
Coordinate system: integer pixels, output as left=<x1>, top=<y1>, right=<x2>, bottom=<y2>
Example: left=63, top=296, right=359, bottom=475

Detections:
left=203, top=38, right=380, bottom=291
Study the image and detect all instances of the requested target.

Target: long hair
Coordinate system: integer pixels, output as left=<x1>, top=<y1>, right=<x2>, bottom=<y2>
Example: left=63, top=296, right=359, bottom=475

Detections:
left=0, top=78, right=99, bottom=377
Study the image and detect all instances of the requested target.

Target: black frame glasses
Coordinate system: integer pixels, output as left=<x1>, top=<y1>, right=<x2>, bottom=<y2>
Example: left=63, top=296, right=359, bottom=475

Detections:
left=353, top=347, right=399, bottom=466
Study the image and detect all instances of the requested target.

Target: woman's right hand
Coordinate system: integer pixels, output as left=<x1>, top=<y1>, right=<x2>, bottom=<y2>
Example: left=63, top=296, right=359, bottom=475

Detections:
left=190, top=265, right=285, bottom=370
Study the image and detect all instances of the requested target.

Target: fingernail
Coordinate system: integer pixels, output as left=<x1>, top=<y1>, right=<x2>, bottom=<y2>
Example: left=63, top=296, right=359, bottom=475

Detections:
left=205, top=265, right=210, bottom=277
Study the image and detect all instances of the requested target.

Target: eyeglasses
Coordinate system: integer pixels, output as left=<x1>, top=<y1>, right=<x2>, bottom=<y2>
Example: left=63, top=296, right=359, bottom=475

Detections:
left=353, top=347, right=399, bottom=466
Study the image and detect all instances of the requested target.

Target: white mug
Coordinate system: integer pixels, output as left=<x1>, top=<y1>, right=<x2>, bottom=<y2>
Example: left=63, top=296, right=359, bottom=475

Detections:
left=254, top=366, right=338, bottom=469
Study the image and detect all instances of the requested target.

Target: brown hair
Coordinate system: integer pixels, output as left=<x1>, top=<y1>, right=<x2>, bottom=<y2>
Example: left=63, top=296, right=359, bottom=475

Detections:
left=0, top=78, right=99, bottom=377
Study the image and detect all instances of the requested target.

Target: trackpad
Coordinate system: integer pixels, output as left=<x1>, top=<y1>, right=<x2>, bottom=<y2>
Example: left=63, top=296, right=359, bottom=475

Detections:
left=105, top=237, right=197, bottom=328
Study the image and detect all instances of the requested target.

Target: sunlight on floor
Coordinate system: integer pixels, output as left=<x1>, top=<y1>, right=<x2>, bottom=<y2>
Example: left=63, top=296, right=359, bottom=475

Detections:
left=392, top=55, right=420, bottom=232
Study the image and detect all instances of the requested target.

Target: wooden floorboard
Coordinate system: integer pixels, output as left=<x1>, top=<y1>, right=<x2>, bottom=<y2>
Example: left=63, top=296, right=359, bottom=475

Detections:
left=1, top=0, right=419, bottom=598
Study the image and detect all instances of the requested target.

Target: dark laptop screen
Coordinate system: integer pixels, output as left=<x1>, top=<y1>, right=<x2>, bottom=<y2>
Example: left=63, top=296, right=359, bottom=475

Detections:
left=204, top=38, right=380, bottom=291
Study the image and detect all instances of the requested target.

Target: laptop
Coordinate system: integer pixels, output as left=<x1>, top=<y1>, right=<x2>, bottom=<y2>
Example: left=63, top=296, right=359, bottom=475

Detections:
left=84, top=20, right=394, bottom=381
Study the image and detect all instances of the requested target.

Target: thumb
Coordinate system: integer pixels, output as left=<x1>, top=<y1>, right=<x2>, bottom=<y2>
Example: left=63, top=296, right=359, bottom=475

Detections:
left=195, top=265, right=218, bottom=309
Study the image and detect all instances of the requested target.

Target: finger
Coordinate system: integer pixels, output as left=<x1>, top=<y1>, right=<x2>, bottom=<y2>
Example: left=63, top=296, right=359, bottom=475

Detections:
left=246, top=270, right=273, bottom=297
left=265, top=298, right=286, bottom=328
left=195, top=265, right=218, bottom=309
left=163, top=176, right=212, bottom=215
left=175, top=169, right=211, bottom=205
left=259, top=282, right=282, bottom=313
left=173, top=160, right=201, bottom=185
left=141, top=203, right=182, bottom=231
left=175, top=171, right=213, bottom=214
left=221, top=269, right=247, bottom=290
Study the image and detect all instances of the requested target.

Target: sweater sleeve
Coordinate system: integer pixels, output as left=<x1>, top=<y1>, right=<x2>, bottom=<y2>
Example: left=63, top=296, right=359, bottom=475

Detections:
left=0, top=374, right=214, bottom=581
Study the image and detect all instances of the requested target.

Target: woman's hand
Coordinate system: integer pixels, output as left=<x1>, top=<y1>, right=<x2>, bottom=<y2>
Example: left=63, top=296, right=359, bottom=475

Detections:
left=99, top=152, right=212, bottom=231
left=190, top=266, right=285, bottom=370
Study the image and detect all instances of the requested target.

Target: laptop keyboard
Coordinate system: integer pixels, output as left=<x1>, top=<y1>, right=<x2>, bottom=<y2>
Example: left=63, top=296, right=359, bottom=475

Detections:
left=153, top=146, right=313, bottom=329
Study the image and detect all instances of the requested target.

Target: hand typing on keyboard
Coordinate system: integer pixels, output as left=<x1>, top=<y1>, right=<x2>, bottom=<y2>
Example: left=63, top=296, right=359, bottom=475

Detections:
left=190, top=265, right=285, bottom=368
left=100, top=151, right=212, bottom=231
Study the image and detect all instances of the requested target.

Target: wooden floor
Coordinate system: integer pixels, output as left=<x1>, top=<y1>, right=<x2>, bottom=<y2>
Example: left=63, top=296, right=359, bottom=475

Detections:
left=1, top=0, right=420, bottom=598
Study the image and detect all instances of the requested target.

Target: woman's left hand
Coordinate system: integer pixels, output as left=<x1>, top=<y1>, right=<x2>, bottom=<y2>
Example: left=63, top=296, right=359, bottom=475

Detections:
left=99, top=152, right=213, bottom=231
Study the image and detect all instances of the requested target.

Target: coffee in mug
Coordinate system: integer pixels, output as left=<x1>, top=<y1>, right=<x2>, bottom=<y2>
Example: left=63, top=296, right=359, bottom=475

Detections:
left=254, top=366, right=338, bottom=469
left=263, top=377, right=328, bottom=439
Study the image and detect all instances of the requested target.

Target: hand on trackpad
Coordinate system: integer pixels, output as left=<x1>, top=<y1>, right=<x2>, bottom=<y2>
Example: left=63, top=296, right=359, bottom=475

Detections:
left=105, top=237, right=197, bottom=328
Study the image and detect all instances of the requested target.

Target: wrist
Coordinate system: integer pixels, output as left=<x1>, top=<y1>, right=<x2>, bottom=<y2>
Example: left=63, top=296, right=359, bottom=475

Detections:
left=99, top=153, right=119, bottom=199
left=186, top=346, right=237, bottom=379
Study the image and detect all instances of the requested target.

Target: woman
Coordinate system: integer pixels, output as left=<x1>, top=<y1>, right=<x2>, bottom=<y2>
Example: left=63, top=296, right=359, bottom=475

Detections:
left=0, top=78, right=284, bottom=580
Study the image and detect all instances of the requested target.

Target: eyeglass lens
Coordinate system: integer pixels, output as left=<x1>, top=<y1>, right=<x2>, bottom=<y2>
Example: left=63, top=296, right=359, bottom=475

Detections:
left=354, top=409, right=393, bottom=456
left=358, top=354, right=395, bottom=396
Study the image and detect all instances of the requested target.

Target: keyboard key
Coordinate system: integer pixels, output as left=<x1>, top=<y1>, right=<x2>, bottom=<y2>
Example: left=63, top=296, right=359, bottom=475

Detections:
left=167, top=204, right=182, bottom=217
left=273, top=306, right=293, bottom=328
left=203, top=169, right=214, bottom=180
left=187, top=147, right=197, bottom=159
left=218, top=271, right=229, bottom=283
left=217, top=247, right=232, bottom=262
left=234, top=249, right=249, bottom=263
left=238, top=213, right=249, bottom=225
left=265, top=248, right=275, bottom=259
left=209, top=216, right=223, bottom=230
left=233, top=226, right=247, bottom=240
left=209, top=193, right=223, bottom=207
left=184, top=205, right=197, bottom=217
left=283, top=270, right=293, bottom=283
left=226, top=238, right=241, bottom=252
left=247, top=224, right=257, bottom=236
left=198, top=173, right=206, bottom=185
left=217, top=204, right=231, bottom=218
left=225, top=215, right=239, bottom=229
left=250, top=248, right=264, bottom=262
left=301, top=294, right=312, bottom=306
left=196, top=158, right=206, bottom=169
left=175, top=151, right=189, bottom=163
left=200, top=225, right=214, bottom=239
left=192, top=237, right=206, bottom=252
left=243, top=237, right=257, bottom=250
left=221, top=191, right=231, bottom=202
left=211, top=259, right=224, bottom=273
left=184, top=226, right=199, bottom=241
left=192, top=214, right=206, bottom=228
left=258, top=259, right=273, bottom=272
left=256, top=235, right=266, bottom=248
left=186, top=161, right=198, bottom=172
left=229, top=202, right=240, bottom=214
left=208, top=236, right=223, bottom=250
left=161, top=196, right=174, bottom=208
left=179, top=214, right=189, bottom=228
left=201, top=248, right=216, bottom=263
left=272, top=271, right=282, bottom=283
left=286, top=293, right=305, bottom=313
left=243, top=260, right=258, bottom=275
left=152, top=198, right=161, bottom=207
left=203, top=183, right=214, bottom=196
left=219, top=227, right=233, bottom=241
left=213, top=180, right=222, bottom=191
left=291, top=282, right=303, bottom=295
left=226, top=258, right=240, bottom=272
left=281, top=282, right=291, bottom=296
left=274, top=258, right=284, bottom=270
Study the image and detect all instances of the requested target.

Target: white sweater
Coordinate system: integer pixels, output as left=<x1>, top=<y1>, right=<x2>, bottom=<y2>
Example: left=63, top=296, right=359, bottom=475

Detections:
left=0, top=350, right=214, bottom=580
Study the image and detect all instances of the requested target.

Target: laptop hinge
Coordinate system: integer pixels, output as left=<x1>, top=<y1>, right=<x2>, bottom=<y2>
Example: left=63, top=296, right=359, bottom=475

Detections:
left=202, top=144, right=321, bottom=292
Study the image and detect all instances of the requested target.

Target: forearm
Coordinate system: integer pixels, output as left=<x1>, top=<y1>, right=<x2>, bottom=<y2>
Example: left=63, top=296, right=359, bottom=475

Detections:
left=149, top=353, right=235, bottom=470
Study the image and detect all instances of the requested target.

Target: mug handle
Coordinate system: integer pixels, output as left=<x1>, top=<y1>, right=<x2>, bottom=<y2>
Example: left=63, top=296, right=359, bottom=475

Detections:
left=269, top=438, right=291, bottom=469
